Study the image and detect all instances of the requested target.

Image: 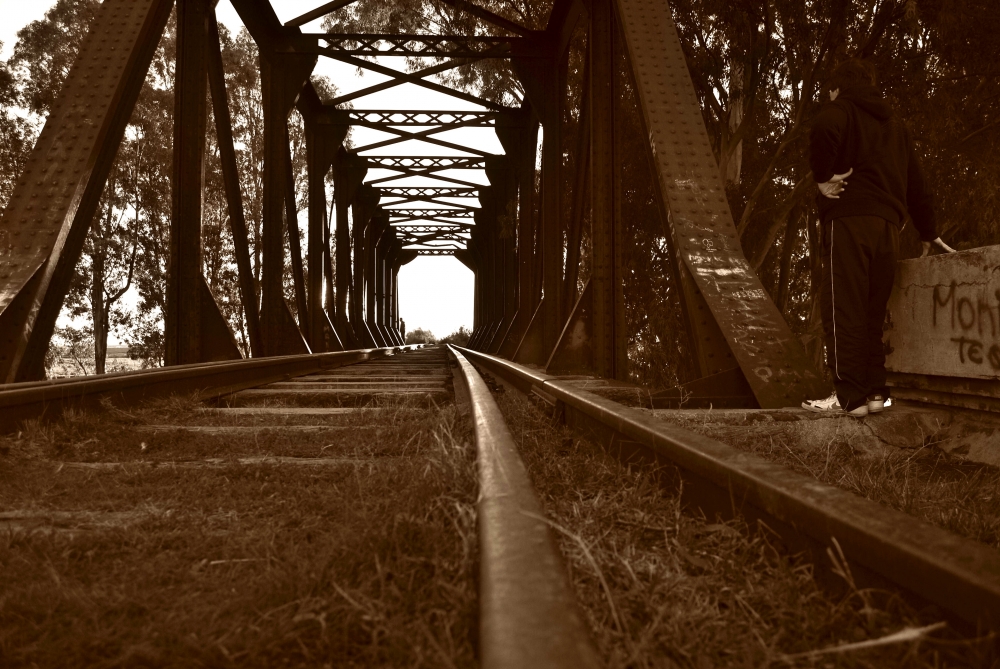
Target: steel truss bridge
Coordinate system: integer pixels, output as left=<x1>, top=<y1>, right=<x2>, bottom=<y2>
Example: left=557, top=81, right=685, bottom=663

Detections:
left=0, top=0, right=830, bottom=411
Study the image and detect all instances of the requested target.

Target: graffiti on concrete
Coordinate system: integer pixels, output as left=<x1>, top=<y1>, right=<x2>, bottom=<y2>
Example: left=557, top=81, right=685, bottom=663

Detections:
left=932, top=282, right=1000, bottom=370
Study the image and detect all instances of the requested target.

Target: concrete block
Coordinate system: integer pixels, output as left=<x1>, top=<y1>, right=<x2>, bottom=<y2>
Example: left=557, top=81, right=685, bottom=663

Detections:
left=886, top=246, right=1000, bottom=381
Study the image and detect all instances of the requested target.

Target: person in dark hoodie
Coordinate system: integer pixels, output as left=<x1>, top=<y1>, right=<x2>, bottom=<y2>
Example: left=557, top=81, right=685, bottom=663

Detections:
left=802, top=58, right=955, bottom=417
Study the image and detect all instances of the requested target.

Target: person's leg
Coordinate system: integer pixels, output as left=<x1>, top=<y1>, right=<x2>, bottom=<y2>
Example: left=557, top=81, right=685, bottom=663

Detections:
left=865, top=219, right=899, bottom=400
left=824, top=217, right=872, bottom=411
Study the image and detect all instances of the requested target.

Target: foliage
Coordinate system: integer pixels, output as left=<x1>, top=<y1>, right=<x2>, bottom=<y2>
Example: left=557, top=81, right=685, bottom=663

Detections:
left=405, top=328, right=437, bottom=345
left=438, top=326, right=471, bottom=346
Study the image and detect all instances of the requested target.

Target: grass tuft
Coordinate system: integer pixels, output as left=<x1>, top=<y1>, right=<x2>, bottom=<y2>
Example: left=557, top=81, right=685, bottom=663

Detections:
left=495, top=390, right=997, bottom=668
left=658, top=415, right=1000, bottom=551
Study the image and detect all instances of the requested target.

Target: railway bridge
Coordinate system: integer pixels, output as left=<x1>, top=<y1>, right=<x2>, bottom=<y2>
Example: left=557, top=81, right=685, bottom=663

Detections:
left=1, top=0, right=999, bottom=664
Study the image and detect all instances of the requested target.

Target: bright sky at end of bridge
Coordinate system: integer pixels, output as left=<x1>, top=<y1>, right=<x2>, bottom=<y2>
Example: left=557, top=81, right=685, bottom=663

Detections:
left=1, top=0, right=481, bottom=340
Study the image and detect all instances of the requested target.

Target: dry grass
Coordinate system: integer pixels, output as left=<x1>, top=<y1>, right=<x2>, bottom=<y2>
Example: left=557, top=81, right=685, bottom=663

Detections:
left=656, top=414, right=1000, bottom=552
left=0, top=397, right=478, bottom=668
left=494, top=389, right=998, bottom=668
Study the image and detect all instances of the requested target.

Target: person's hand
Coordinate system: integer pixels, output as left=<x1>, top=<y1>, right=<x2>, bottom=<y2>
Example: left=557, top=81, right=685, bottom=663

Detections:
left=817, top=168, right=853, bottom=199
left=920, top=237, right=957, bottom=257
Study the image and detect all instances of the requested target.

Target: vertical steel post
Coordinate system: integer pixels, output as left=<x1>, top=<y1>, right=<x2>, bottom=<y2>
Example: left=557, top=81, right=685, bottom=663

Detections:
left=333, top=151, right=363, bottom=348
left=365, top=213, right=387, bottom=347
left=351, top=187, right=378, bottom=347
left=507, top=113, right=539, bottom=356
left=259, top=51, right=314, bottom=355
left=590, top=0, right=625, bottom=379
left=377, top=223, right=391, bottom=346
left=260, top=59, right=286, bottom=356
left=207, top=11, right=260, bottom=357
left=166, top=0, right=211, bottom=366
left=540, top=63, right=566, bottom=357
left=283, top=131, right=310, bottom=339
left=304, top=116, right=340, bottom=351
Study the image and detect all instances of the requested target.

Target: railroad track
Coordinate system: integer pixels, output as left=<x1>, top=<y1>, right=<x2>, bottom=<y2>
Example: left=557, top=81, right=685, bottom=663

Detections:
left=1, top=344, right=998, bottom=665
left=0, top=345, right=597, bottom=668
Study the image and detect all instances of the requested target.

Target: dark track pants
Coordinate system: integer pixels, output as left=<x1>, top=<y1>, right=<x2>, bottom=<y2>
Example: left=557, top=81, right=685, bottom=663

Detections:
left=819, top=216, right=899, bottom=411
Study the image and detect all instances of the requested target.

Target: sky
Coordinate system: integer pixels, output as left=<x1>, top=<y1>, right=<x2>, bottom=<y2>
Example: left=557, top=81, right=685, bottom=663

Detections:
left=1, top=0, right=481, bottom=341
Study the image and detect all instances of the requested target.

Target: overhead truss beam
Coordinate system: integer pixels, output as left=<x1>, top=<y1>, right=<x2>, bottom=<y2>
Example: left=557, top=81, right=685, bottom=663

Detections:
left=311, top=34, right=538, bottom=58
left=335, top=110, right=499, bottom=127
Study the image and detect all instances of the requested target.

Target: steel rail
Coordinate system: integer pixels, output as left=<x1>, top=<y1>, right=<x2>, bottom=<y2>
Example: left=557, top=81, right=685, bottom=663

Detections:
left=0, top=346, right=424, bottom=433
left=456, top=347, right=1000, bottom=631
left=447, top=346, right=598, bottom=669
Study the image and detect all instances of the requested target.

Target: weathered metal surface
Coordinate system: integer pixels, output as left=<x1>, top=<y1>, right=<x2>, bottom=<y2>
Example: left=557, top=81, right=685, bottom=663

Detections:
left=208, top=11, right=261, bottom=357
left=449, top=346, right=599, bottom=669
left=197, top=277, right=244, bottom=362
left=311, top=34, right=528, bottom=58
left=613, top=0, right=827, bottom=407
left=547, top=280, right=594, bottom=374
left=302, top=89, right=346, bottom=352
left=336, top=111, right=498, bottom=127
left=260, top=50, right=315, bottom=356
left=167, top=0, right=212, bottom=366
left=0, top=0, right=174, bottom=382
left=459, top=346, right=1000, bottom=631
left=590, top=0, right=627, bottom=380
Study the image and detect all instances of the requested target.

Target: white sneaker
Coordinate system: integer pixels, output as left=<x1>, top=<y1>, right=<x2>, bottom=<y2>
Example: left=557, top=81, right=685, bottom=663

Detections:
left=802, top=392, right=869, bottom=417
left=867, top=394, right=892, bottom=413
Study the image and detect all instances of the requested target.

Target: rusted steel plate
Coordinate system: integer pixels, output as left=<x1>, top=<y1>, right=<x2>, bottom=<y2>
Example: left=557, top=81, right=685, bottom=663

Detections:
left=448, top=346, right=599, bottom=669
left=613, top=0, right=827, bottom=407
left=458, top=346, right=1000, bottom=630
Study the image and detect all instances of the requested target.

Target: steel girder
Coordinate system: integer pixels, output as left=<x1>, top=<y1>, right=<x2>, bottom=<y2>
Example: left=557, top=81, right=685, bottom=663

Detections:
left=0, top=0, right=826, bottom=410
left=0, top=0, right=174, bottom=382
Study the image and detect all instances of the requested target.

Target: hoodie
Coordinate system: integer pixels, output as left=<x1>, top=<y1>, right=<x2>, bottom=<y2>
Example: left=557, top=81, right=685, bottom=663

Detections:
left=809, top=84, right=937, bottom=241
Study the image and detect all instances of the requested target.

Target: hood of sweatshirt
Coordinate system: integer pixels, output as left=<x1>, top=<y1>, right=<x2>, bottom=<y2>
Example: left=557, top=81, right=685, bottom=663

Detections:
left=836, top=84, right=893, bottom=121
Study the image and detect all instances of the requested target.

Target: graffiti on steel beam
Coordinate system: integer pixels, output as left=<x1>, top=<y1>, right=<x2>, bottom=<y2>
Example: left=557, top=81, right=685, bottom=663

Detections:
left=615, top=0, right=827, bottom=407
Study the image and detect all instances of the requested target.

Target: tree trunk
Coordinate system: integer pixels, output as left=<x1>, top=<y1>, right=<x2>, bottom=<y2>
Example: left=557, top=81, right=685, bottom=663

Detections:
left=725, top=62, right=743, bottom=185
left=91, top=246, right=107, bottom=375
left=775, top=208, right=802, bottom=313
left=803, top=216, right=826, bottom=369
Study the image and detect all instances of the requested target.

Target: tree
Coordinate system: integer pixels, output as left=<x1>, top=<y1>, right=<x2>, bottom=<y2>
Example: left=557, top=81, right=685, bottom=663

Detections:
left=439, top=326, right=471, bottom=346
left=405, top=328, right=436, bottom=344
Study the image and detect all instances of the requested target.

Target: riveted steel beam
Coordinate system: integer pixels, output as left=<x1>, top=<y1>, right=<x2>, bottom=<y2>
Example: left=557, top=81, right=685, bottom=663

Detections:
left=0, top=0, right=175, bottom=382
left=302, top=87, right=347, bottom=352
left=378, top=187, right=479, bottom=198
left=167, top=0, right=214, bottom=366
left=311, top=34, right=534, bottom=58
left=208, top=10, right=261, bottom=357
left=590, top=0, right=625, bottom=380
left=260, top=49, right=315, bottom=356
left=614, top=0, right=827, bottom=407
left=351, top=187, right=380, bottom=347
left=332, top=110, right=499, bottom=127
left=284, top=0, right=360, bottom=27
left=386, top=209, right=476, bottom=219
left=435, top=0, right=536, bottom=37
left=363, top=156, right=486, bottom=170
left=320, top=50, right=507, bottom=111
left=324, top=57, right=487, bottom=107
left=351, top=119, right=500, bottom=157
left=333, top=150, right=367, bottom=348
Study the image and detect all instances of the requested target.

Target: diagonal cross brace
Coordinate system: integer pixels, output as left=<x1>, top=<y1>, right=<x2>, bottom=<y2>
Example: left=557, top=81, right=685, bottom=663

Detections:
left=614, top=0, right=827, bottom=407
left=0, top=0, right=175, bottom=382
